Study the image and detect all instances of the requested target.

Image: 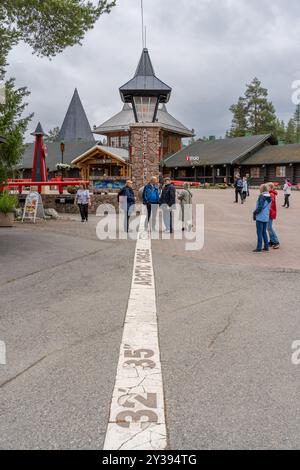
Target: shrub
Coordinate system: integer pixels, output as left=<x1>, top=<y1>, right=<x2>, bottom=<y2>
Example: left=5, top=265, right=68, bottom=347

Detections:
left=67, top=185, right=79, bottom=194
left=0, top=192, right=17, bottom=214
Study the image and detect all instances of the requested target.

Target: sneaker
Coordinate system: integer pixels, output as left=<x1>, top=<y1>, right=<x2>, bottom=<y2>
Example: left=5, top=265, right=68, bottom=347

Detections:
left=273, top=244, right=280, bottom=249
left=263, top=248, right=270, bottom=252
left=253, top=249, right=262, bottom=253
left=269, top=241, right=274, bottom=247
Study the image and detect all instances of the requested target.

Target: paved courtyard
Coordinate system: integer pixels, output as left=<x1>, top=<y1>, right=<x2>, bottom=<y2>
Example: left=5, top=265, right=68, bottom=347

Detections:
left=0, top=188, right=300, bottom=449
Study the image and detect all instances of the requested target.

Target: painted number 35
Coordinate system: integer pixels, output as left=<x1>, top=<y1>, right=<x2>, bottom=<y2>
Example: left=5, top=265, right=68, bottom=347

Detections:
left=116, top=348, right=159, bottom=428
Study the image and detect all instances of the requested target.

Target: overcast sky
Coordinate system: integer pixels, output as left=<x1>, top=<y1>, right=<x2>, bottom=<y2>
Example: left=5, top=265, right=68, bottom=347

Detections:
left=6, top=0, right=300, bottom=142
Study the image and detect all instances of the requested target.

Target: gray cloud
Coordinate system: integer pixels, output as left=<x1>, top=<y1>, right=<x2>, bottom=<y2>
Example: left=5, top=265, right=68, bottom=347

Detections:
left=6, top=0, right=300, bottom=142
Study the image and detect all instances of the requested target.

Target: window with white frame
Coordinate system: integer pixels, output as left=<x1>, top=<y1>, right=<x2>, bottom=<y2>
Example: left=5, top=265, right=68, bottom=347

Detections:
left=276, top=166, right=286, bottom=177
left=250, top=167, right=260, bottom=178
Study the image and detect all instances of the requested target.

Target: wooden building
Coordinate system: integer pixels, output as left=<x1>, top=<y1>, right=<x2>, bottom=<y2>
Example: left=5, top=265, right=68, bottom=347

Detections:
left=163, top=134, right=300, bottom=185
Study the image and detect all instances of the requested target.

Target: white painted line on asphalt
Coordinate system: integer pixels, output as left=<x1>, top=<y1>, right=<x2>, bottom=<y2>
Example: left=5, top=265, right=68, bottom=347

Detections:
left=103, top=217, right=167, bottom=450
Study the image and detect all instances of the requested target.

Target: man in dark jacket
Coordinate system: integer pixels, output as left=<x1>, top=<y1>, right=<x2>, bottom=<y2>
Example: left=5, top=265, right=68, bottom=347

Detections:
left=234, top=174, right=244, bottom=204
left=143, top=176, right=160, bottom=230
left=159, top=177, right=176, bottom=233
left=118, top=180, right=135, bottom=232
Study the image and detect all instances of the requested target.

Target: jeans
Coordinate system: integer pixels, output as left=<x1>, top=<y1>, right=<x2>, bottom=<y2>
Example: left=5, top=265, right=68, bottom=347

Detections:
left=162, top=207, right=173, bottom=233
left=78, top=204, right=88, bottom=221
left=267, top=219, right=279, bottom=245
left=145, top=204, right=158, bottom=230
left=256, top=221, right=269, bottom=251
left=235, top=189, right=243, bottom=203
left=284, top=194, right=290, bottom=208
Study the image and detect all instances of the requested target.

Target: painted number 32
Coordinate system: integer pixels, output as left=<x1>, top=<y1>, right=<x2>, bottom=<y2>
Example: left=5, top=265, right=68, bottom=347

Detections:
left=116, top=348, right=159, bottom=428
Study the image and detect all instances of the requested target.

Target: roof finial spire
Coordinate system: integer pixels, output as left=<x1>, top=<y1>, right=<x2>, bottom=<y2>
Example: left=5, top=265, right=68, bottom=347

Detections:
left=141, top=0, right=145, bottom=49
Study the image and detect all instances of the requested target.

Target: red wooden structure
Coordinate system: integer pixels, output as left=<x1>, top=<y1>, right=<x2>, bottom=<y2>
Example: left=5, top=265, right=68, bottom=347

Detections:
left=3, top=178, right=89, bottom=195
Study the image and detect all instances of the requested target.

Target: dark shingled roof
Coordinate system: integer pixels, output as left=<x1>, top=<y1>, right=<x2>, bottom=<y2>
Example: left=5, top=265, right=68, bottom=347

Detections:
left=163, top=135, right=273, bottom=167
left=94, top=103, right=193, bottom=137
left=18, top=141, right=95, bottom=172
left=119, top=49, right=172, bottom=103
left=58, top=89, right=95, bottom=143
left=240, top=143, right=300, bottom=165
left=31, top=122, right=46, bottom=136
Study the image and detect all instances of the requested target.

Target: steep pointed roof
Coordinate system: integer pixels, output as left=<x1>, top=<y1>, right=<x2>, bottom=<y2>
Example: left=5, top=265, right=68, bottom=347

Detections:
left=31, top=122, right=46, bottom=136
left=119, top=49, right=172, bottom=103
left=58, top=89, right=95, bottom=142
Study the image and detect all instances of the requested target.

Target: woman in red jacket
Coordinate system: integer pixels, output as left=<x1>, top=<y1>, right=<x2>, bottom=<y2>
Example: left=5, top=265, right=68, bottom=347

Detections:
left=267, top=183, right=280, bottom=249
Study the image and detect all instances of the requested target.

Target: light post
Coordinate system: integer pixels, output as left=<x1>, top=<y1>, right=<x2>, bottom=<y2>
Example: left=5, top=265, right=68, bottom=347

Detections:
left=60, top=141, right=65, bottom=181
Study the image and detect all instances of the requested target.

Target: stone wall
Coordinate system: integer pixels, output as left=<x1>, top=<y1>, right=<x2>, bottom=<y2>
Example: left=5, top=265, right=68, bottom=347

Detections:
left=18, top=193, right=119, bottom=215
left=130, top=124, right=161, bottom=191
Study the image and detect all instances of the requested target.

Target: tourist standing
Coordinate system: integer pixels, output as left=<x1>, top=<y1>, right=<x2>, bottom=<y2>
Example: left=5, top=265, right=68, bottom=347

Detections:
left=246, top=174, right=251, bottom=197
left=118, top=180, right=135, bottom=232
left=75, top=184, right=91, bottom=222
left=143, top=176, right=160, bottom=230
left=242, top=177, right=248, bottom=203
left=160, top=177, right=176, bottom=233
left=253, top=184, right=272, bottom=253
left=282, top=178, right=292, bottom=208
left=234, top=174, right=244, bottom=203
left=267, top=183, right=280, bottom=249
left=178, top=183, right=193, bottom=231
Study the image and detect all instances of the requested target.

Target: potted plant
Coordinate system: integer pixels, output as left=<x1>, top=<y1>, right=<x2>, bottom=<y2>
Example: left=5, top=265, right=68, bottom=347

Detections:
left=0, top=192, right=17, bottom=227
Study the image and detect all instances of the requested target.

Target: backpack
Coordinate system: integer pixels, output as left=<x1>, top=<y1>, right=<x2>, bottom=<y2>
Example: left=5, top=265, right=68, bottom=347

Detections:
left=236, top=179, right=243, bottom=189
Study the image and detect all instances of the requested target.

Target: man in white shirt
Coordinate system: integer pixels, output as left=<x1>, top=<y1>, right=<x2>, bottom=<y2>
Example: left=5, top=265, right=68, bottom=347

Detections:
left=75, top=184, right=91, bottom=222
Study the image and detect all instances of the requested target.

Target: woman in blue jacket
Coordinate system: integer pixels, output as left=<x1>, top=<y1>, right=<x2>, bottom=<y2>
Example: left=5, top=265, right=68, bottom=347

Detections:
left=253, top=184, right=272, bottom=253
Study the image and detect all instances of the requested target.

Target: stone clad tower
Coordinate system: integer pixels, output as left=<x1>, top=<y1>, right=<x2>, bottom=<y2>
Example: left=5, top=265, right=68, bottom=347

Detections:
left=119, top=48, right=172, bottom=190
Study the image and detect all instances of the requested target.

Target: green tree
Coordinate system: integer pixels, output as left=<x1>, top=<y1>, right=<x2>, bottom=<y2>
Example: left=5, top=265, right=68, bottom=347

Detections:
left=0, top=1, right=116, bottom=60
left=285, top=119, right=297, bottom=144
left=275, top=119, right=286, bottom=142
left=0, top=78, right=33, bottom=182
left=44, top=126, right=60, bottom=143
left=245, top=78, right=277, bottom=135
left=229, top=97, right=248, bottom=137
left=293, top=104, right=300, bottom=143
left=229, top=78, right=277, bottom=137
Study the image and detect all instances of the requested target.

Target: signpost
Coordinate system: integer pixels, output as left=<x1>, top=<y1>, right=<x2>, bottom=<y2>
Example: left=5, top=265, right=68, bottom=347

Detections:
left=22, top=191, right=46, bottom=223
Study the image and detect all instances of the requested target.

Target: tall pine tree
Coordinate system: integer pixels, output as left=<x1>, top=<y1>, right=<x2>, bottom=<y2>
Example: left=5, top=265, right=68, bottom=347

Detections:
left=285, top=119, right=296, bottom=144
left=229, top=97, right=248, bottom=137
left=0, top=77, right=33, bottom=182
left=293, top=104, right=300, bottom=144
left=228, top=78, right=277, bottom=137
left=275, top=119, right=286, bottom=143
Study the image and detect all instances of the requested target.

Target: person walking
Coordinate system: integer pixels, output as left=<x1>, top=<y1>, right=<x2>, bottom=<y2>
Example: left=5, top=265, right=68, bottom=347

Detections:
left=242, top=176, right=248, bottom=203
left=234, top=174, right=244, bottom=203
left=177, top=183, right=193, bottom=231
left=267, top=182, right=280, bottom=249
left=253, top=184, right=272, bottom=253
left=118, top=180, right=135, bottom=232
left=159, top=177, right=176, bottom=233
left=75, top=184, right=91, bottom=222
left=142, top=176, right=160, bottom=230
left=282, top=178, right=292, bottom=208
left=246, top=174, right=251, bottom=197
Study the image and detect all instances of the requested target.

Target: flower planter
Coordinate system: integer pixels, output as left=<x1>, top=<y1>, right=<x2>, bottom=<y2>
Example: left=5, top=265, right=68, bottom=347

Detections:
left=0, top=212, right=14, bottom=227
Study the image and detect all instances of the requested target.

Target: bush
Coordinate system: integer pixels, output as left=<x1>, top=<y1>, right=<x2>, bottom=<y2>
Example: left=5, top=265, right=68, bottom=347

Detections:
left=67, top=185, right=79, bottom=194
left=0, top=192, right=17, bottom=214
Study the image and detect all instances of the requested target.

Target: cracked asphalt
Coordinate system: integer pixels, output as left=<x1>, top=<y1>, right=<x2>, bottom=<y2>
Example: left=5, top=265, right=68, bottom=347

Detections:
left=1, top=189, right=300, bottom=450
